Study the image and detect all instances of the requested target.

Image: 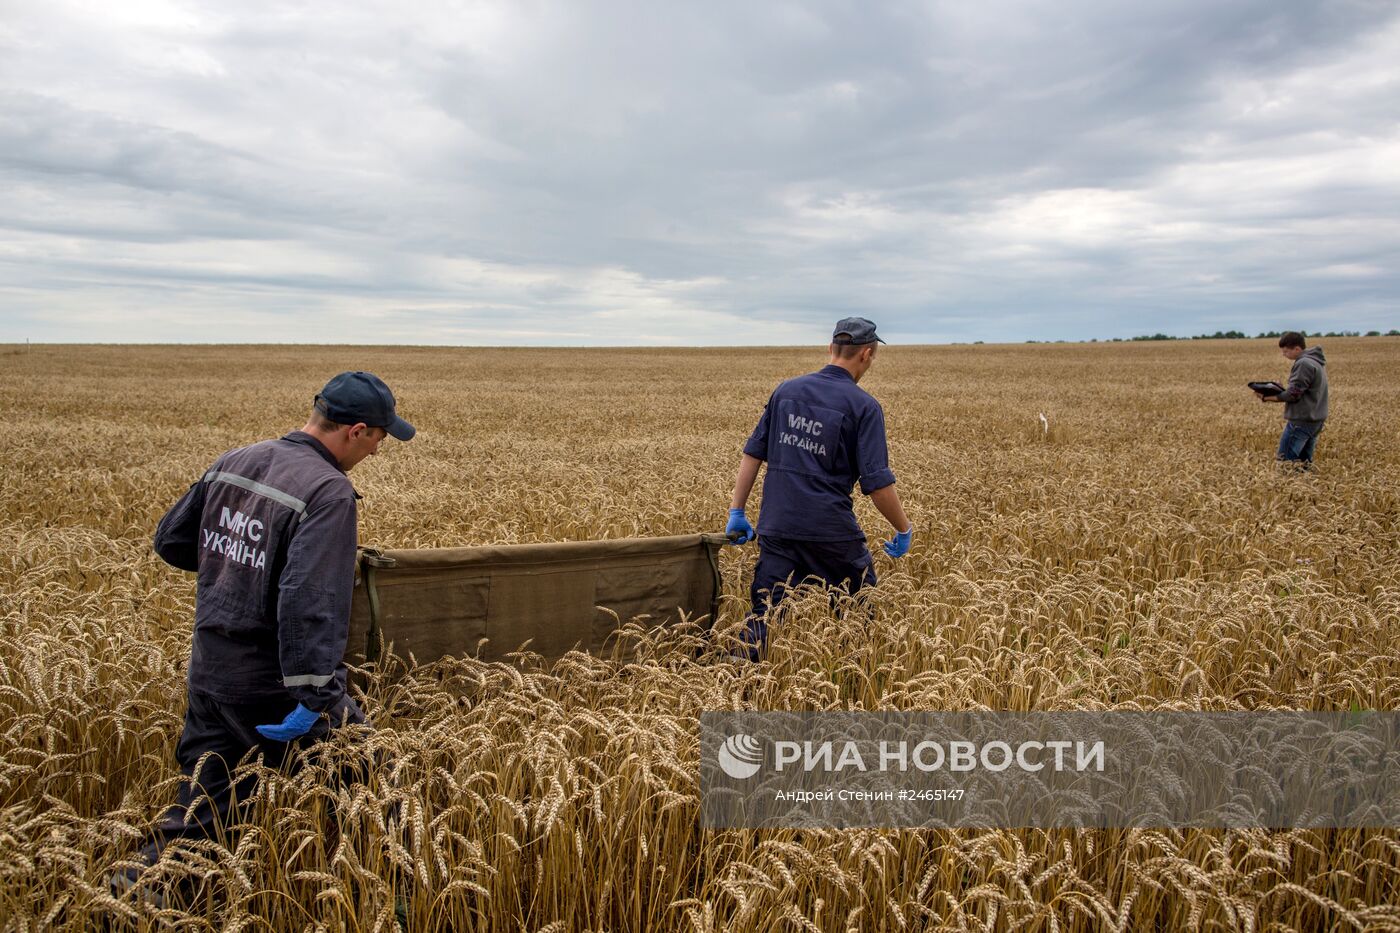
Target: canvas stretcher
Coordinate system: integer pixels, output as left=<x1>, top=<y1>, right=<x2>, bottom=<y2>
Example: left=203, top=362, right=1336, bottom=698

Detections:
left=349, top=533, right=726, bottom=666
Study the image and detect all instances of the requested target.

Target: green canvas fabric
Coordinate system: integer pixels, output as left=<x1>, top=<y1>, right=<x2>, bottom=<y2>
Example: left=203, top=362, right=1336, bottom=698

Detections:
left=349, top=534, right=726, bottom=665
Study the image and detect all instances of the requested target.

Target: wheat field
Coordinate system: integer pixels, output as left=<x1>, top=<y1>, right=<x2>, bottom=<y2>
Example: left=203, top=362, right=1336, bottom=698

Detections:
left=1, top=339, right=1398, bottom=932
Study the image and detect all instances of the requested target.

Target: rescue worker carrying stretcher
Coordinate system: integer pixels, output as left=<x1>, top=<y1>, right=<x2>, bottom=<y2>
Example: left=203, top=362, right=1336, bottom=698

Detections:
left=112, top=371, right=414, bottom=903
left=725, top=318, right=912, bottom=660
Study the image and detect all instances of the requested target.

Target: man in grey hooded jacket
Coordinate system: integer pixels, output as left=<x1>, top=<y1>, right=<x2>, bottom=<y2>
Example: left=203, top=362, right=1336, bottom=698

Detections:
left=1257, top=332, right=1328, bottom=466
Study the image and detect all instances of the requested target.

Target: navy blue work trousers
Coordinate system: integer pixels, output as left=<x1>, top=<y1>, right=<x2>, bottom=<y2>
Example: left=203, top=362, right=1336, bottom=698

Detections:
left=139, top=688, right=364, bottom=864
left=743, top=535, right=877, bottom=659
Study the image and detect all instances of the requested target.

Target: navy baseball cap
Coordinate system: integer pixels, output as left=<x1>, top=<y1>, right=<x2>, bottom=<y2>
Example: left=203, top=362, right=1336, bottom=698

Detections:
left=315, top=371, right=415, bottom=441
left=832, top=317, right=886, bottom=345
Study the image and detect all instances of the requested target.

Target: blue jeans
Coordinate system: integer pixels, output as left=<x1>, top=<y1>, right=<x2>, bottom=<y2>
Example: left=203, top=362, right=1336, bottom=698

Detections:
left=1277, top=421, right=1324, bottom=464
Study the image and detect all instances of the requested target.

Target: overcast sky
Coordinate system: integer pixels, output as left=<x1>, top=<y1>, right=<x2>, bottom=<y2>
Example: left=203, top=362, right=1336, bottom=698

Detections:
left=2, top=0, right=1397, bottom=345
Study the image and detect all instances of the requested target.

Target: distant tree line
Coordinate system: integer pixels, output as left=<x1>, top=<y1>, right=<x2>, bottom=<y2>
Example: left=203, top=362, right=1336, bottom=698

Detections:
left=1119, top=329, right=1399, bottom=342
left=1016, top=328, right=1400, bottom=345
left=1023, top=329, right=1400, bottom=344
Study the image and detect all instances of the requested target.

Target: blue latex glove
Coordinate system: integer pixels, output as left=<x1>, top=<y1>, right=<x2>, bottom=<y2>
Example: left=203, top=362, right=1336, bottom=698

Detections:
left=882, top=525, right=913, bottom=558
left=725, top=508, right=755, bottom=545
left=255, top=703, right=320, bottom=742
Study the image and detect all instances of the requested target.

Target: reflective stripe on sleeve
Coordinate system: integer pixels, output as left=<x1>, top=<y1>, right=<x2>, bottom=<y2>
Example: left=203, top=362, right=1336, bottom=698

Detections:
left=283, top=673, right=335, bottom=687
left=203, top=470, right=308, bottom=515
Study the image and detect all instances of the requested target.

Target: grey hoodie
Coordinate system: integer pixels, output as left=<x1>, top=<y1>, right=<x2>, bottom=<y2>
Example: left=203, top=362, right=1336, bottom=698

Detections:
left=1279, top=346, right=1328, bottom=423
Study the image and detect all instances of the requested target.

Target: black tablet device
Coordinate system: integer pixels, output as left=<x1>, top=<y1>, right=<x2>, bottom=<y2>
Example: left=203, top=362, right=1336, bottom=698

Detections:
left=1248, top=381, right=1284, bottom=396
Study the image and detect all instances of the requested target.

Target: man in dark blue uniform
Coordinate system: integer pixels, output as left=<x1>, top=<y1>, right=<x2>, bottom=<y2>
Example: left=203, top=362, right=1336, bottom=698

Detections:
left=113, top=371, right=414, bottom=901
left=725, top=318, right=912, bottom=659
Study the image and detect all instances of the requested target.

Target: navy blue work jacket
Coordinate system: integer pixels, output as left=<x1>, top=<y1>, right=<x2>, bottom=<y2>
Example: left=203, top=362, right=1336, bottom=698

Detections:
left=743, top=365, right=897, bottom=541
left=153, top=432, right=359, bottom=713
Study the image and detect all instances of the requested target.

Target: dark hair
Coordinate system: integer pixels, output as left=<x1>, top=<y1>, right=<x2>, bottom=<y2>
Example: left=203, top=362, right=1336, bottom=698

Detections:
left=1278, top=332, right=1306, bottom=349
left=308, top=408, right=342, bottom=431
left=830, top=340, right=875, bottom=361
left=310, top=407, right=387, bottom=436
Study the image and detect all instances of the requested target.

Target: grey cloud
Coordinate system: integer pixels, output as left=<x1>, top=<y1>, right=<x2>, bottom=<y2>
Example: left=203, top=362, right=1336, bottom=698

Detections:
left=1, top=91, right=269, bottom=198
left=0, top=0, right=1397, bottom=344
